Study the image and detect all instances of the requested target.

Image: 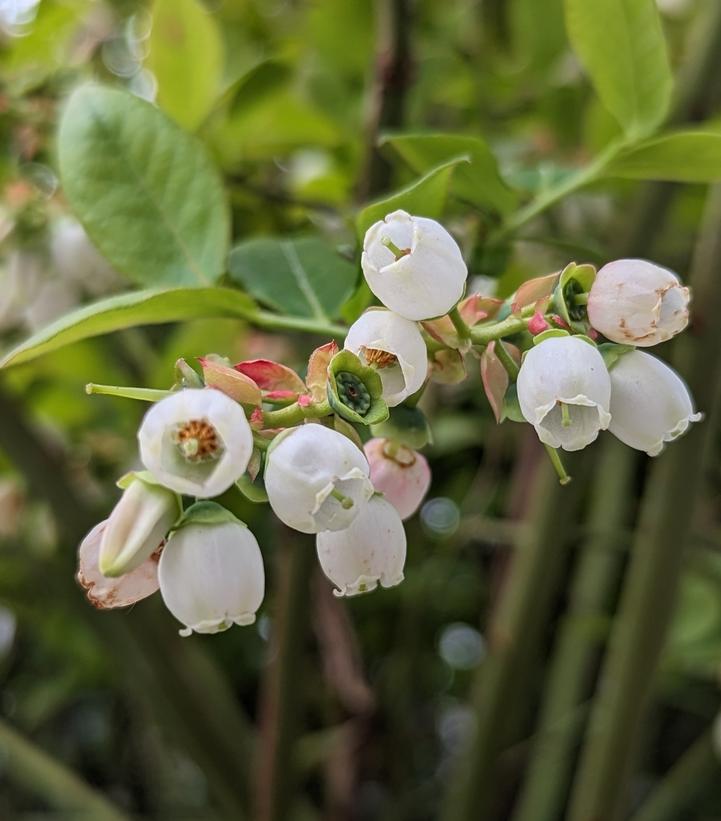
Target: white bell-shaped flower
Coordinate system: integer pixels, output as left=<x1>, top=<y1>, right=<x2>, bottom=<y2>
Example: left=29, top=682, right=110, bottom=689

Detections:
left=264, top=424, right=373, bottom=534
left=364, top=438, right=431, bottom=519
left=608, top=350, right=702, bottom=456
left=517, top=336, right=611, bottom=451
left=159, top=520, right=264, bottom=636
left=138, top=389, right=253, bottom=498
left=77, top=521, right=160, bottom=609
left=361, top=210, right=468, bottom=321
left=316, top=495, right=406, bottom=597
left=99, top=476, right=179, bottom=577
left=588, top=259, right=690, bottom=347
left=344, top=309, right=428, bottom=406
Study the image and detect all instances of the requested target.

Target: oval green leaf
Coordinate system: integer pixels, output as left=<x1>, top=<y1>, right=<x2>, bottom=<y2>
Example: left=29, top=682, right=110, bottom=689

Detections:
left=1, top=288, right=257, bottom=369
left=146, top=0, right=224, bottom=131
left=58, top=85, right=229, bottom=287
left=380, top=133, right=517, bottom=213
left=228, top=237, right=357, bottom=321
left=605, top=131, right=721, bottom=181
left=564, top=0, right=672, bottom=138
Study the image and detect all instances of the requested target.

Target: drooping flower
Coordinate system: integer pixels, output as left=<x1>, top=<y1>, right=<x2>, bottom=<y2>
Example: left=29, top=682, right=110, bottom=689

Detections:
left=588, top=259, right=690, bottom=347
left=77, top=521, right=160, bottom=609
left=264, top=424, right=373, bottom=533
left=99, top=474, right=179, bottom=577
left=361, top=210, right=468, bottom=321
left=158, top=506, right=264, bottom=636
left=608, top=350, right=702, bottom=456
left=516, top=335, right=611, bottom=451
left=364, top=438, right=431, bottom=519
left=316, top=495, right=406, bottom=597
left=344, top=309, right=427, bottom=406
left=138, top=388, right=253, bottom=498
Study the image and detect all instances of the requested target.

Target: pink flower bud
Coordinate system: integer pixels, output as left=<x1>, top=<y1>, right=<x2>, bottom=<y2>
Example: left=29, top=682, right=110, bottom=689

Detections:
left=528, top=311, right=550, bottom=335
left=364, top=438, right=431, bottom=520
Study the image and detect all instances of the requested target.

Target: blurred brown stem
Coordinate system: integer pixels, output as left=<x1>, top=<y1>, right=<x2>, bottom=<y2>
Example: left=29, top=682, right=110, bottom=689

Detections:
left=357, top=0, right=413, bottom=202
left=255, top=536, right=315, bottom=821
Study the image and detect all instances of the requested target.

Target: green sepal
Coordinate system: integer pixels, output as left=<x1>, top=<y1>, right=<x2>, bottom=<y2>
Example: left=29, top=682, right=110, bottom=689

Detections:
left=598, top=342, right=634, bottom=369
left=326, top=350, right=389, bottom=426
left=553, top=262, right=596, bottom=333
left=172, top=501, right=246, bottom=531
left=370, top=404, right=433, bottom=449
left=235, top=474, right=269, bottom=504
left=116, top=470, right=168, bottom=491
left=532, top=328, right=570, bottom=345
left=500, top=383, right=525, bottom=423
left=174, top=357, right=204, bottom=389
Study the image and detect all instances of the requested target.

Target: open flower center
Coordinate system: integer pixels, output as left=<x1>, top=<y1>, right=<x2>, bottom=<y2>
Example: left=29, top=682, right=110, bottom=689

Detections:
left=172, top=418, right=223, bottom=463
left=361, top=346, right=398, bottom=369
left=336, top=372, right=371, bottom=415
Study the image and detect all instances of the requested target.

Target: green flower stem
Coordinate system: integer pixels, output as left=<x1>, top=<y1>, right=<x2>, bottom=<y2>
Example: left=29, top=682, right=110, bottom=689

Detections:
left=253, top=310, right=347, bottom=339
left=574, top=293, right=589, bottom=306
left=86, top=383, right=172, bottom=401
left=629, top=729, right=719, bottom=821
left=469, top=314, right=531, bottom=345
left=567, top=184, right=721, bottom=821
left=543, top=444, right=572, bottom=485
left=494, top=340, right=520, bottom=380
left=262, top=399, right=332, bottom=428
left=493, top=142, right=625, bottom=242
left=0, top=717, right=130, bottom=821
left=512, top=437, right=636, bottom=821
left=441, top=452, right=588, bottom=821
left=448, top=305, right=471, bottom=342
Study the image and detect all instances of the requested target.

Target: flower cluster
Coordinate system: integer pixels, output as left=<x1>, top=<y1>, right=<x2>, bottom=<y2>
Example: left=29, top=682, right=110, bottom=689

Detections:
left=77, top=210, right=700, bottom=636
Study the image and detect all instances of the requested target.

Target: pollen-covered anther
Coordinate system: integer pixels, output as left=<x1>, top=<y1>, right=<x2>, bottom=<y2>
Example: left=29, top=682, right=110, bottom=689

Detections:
left=173, top=418, right=223, bottom=462
left=336, top=372, right=371, bottom=415
left=361, top=346, right=398, bottom=369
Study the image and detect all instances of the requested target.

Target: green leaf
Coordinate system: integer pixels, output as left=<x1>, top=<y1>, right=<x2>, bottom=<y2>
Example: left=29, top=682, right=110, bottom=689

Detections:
left=146, top=0, right=224, bottom=131
left=380, top=133, right=517, bottom=213
left=605, top=131, right=721, bottom=181
left=564, top=0, right=672, bottom=137
left=356, top=157, right=469, bottom=238
left=1, top=288, right=258, bottom=369
left=58, top=85, right=229, bottom=287
left=228, top=237, right=357, bottom=321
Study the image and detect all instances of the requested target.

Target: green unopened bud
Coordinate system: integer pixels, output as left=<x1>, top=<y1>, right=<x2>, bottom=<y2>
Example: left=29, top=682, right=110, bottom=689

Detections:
left=99, top=475, right=180, bottom=578
left=370, top=404, right=432, bottom=450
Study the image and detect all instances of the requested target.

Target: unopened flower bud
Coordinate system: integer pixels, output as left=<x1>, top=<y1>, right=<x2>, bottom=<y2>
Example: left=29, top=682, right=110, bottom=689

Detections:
left=138, top=388, right=253, bottom=498
left=264, top=424, right=373, bottom=534
left=99, top=475, right=179, bottom=577
left=608, top=350, right=702, bottom=455
left=344, top=309, right=427, bottom=407
left=361, top=210, right=468, bottom=321
left=517, top=336, right=611, bottom=451
left=588, top=259, right=690, bottom=347
left=159, top=513, right=264, bottom=636
left=316, top=496, right=406, bottom=597
left=77, top=521, right=160, bottom=609
left=364, top=438, right=431, bottom=519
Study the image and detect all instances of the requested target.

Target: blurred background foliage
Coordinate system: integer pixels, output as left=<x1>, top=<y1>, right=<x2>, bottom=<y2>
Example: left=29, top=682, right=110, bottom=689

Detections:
left=0, top=0, right=720, bottom=819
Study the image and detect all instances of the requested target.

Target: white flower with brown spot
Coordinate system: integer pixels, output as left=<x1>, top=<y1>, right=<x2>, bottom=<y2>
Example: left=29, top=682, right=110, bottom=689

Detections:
left=361, top=210, right=468, bottom=321
left=138, top=389, right=253, bottom=498
left=588, top=259, right=690, bottom=347
left=344, top=309, right=427, bottom=406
